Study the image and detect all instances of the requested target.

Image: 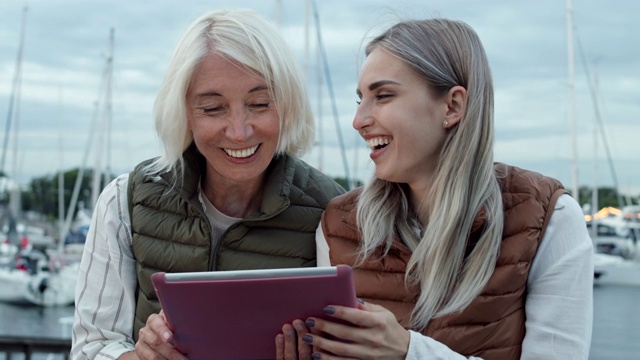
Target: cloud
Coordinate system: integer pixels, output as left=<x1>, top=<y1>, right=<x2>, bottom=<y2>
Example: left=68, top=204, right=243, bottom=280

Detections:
left=0, top=0, right=638, bottom=197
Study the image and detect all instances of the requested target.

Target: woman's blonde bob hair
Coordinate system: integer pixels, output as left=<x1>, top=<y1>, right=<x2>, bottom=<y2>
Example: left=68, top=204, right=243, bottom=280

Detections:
left=145, top=9, right=314, bottom=175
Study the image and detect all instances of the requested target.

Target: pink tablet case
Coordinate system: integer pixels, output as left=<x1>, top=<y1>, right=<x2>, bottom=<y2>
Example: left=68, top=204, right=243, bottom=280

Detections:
left=151, top=265, right=356, bottom=360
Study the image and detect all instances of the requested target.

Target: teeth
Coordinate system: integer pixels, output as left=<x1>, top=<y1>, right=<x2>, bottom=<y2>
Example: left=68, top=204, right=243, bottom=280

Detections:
left=366, top=137, right=390, bottom=149
left=224, top=145, right=259, bottom=158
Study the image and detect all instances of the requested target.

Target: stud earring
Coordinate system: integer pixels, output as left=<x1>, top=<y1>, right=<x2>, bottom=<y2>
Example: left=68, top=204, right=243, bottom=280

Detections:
left=443, top=120, right=449, bottom=127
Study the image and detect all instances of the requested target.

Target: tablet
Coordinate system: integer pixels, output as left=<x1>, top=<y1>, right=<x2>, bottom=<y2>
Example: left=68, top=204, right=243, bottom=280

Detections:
left=151, top=265, right=357, bottom=360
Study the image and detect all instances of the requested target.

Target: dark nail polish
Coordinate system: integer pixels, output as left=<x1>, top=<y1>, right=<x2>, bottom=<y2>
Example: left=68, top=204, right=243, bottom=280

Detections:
left=357, top=297, right=365, bottom=304
left=323, top=306, right=336, bottom=315
left=305, top=318, right=315, bottom=327
left=312, top=353, right=321, bottom=360
left=302, top=334, right=313, bottom=344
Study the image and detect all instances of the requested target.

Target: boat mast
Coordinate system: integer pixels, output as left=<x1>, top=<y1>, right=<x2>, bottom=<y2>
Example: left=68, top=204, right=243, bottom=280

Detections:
left=1, top=6, right=27, bottom=176
left=591, top=68, right=599, bottom=240
left=310, top=0, right=352, bottom=189
left=1, top=6, right=27, bottom=246
left=316, top=43, right=324, bottom=173
left=303, top=0, right=324, bottom=173
left=103, top=28, right=114, bottom=193
left=566, top=0, right=579, bottom=201
left=61, top=29, right=114, bottom=243
left=91, top=28, right=114, bottom=209
left=574, top=33, right=626, bottom=208
left=58, top=88, right=65, bottom=245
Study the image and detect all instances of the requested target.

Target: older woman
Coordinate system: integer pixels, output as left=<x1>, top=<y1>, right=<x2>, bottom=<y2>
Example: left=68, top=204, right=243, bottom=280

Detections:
left=71, top=9, right=344, bottom=360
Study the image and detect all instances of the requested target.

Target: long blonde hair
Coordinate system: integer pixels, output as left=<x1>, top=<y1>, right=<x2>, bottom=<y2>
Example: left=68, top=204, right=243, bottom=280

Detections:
left=355, top=19, right=504, bottom=330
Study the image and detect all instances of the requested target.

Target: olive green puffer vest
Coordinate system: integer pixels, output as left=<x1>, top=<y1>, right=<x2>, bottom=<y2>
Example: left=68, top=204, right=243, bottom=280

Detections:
left=129, top=146, right=345, bottom=338
left=322, top=163, right=566, bottom=360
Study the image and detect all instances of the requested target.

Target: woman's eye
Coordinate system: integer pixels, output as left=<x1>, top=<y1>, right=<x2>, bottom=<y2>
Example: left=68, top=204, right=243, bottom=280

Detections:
left=202, top=107, right=223, bottom=114
left=376, top=94, right=393, bottom=101
left=356, top=99, right=362, bottom=105
left=249, top=102, right=271, bottom=109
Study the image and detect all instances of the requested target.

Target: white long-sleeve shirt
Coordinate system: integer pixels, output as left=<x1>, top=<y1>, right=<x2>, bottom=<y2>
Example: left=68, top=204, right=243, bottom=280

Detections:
left=316, top=194, right=593, bottom=359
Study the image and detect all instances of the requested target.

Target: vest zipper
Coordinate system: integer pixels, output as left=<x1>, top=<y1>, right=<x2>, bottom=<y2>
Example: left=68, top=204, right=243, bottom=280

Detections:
left=208, top=200, right=290, bottom=270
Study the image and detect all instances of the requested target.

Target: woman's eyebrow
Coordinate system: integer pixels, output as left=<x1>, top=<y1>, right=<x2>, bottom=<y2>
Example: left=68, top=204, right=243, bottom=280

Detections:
left=368, top=80, right=400, bottom=91
left=195, top=92, right=221, bottom=99
left=357, top=80, right=400, bottom=97
left=195, top=85, right=268, bottom=99
left=248, top=85, right=269, bottom=93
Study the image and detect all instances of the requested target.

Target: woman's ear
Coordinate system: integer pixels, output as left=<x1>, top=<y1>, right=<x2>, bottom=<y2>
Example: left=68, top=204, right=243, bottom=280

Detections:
left=443, top=85, right=467, bottom=128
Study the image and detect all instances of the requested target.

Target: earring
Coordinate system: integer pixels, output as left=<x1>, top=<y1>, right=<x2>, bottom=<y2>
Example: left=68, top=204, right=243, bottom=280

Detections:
left=443, top=120, right=449, bottom=127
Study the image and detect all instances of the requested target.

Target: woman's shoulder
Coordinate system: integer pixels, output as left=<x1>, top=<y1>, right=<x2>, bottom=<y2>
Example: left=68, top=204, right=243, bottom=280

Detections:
left=284, top=155, right=347, bottom=198
left=94, top=173, right=132, bottom=216
left=326, top=187, right=363, bottom=211
left=101, top=173, right=130, bottom=194
left=495, top=162, right=567, bottom=199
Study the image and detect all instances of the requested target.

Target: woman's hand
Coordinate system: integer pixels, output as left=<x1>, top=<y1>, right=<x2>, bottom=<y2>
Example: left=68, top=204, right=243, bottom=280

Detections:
left=302, top=300, right=410, bottom=360
left=133, top=310, right=187, bottom=360
left=276, top=319, right=313, bottom=360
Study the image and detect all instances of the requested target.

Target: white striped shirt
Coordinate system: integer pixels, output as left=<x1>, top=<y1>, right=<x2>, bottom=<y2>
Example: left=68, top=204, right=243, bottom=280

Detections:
left=71, top=174, right=240, bottom=360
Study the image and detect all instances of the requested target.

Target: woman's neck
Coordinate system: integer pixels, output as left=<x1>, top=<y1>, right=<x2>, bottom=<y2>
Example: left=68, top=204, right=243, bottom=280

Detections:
left=201, top=176, right=264, bottom=218
left=407, top=177, right=434, bottom=227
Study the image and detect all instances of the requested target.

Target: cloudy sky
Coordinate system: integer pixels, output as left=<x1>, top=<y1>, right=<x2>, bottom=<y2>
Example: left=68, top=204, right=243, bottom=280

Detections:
left=0, top=0, right=639, bottom=199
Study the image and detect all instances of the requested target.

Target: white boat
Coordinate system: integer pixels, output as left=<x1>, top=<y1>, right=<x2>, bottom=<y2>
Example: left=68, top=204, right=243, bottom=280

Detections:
left=593, top=234, right=637, bottom=260
left=593, top=251, right=624, bottom=279
left=597, top=205, right=640, bottom=242
left=0, top=249, right=78, bottom=306
left=0, top=241, right=18, bottom=268
left=593, top=254, right=640, bottom=286
left=63, top=207, right=92, bottom=247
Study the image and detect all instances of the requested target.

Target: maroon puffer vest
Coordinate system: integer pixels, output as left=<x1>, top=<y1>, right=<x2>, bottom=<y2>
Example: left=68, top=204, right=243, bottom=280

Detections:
left=323, top=164, right=566, bottom=359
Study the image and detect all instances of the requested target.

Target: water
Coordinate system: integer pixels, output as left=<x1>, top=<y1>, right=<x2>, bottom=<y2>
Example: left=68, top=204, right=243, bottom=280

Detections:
left=0, top=276, right=638, bottom=360
left=0, top=301, right=73, bottom=360
left=590, top=283, right=640, bottom=359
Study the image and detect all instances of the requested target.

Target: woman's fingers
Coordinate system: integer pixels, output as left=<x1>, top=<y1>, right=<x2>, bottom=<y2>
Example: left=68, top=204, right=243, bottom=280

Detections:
left=139, top=317, right=167, bottom=348
left=135, top=312, right=187, bottom=360
left=283, top=323, right=298, bottom=360
left=276, top=320, right=313, bottom=360
left=147, top=311, right=173, bottom=343
left=306, top=305, right=376, bottom=343
left=134, top=339, right=179, bottom=360
left=303, top=302, right=410, bottom=359
left=302, top=332, right=362, bottom=359
left=276, top=332, right=285, bottom=360
left=293, top=319, right=313, bottom=359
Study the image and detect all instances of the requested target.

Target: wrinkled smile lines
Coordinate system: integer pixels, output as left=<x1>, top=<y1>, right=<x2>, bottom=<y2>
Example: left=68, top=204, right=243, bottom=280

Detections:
left=224, top=144, right=259, bottom=158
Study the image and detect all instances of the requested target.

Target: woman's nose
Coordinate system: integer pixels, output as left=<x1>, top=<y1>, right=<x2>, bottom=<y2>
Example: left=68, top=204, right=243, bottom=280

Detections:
left=225, top=108, right=253, bottom=141
left=352, top=104, right=372, bottom=131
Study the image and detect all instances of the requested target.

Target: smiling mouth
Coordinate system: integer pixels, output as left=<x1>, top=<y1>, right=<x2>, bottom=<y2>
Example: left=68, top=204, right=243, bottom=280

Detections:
left=366, top=137, right=390, bottom=150
left=223, top=144, right=259, bottom=158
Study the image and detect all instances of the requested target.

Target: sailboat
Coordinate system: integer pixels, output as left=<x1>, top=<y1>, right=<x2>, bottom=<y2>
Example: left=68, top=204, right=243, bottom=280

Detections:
left=0, top=255, right=79, bottom=306
left=564, top=0, right=640, bottom=282
left=0, top=13, right=114, bottom=306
